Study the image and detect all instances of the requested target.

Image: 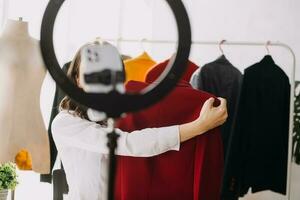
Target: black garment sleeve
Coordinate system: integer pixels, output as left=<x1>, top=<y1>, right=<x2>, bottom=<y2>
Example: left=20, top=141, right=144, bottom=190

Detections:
left=40, top=63, right=71, bottom=200
left=53, top=169, right=69, bottom=200
left=40, top=85, right=60, bottom=183
left=40, top=63, right=71, bottom=186
left=221, top=73, right=248, bottom=200
left=293, top=82, right=300, bottom=163
left=197, top=68, right=205, bottom=90
left=280, top=80, right=291, bottom=193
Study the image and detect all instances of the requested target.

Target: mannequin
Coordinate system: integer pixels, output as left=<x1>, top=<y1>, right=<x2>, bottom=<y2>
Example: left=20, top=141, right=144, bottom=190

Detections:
left=0, top=19, right=50, bottom=173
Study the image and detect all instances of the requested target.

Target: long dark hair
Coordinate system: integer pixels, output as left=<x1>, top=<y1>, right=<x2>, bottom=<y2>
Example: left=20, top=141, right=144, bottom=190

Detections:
left=59, top=43, right=90, bottom=120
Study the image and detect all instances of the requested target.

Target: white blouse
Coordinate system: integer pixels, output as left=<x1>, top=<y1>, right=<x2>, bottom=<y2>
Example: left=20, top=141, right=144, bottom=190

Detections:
left=51, top=110, right=180, bottom=200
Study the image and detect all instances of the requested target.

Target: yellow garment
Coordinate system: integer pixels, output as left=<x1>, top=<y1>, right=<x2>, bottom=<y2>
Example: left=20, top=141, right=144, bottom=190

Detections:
left=124, top=52, right=156, bottom=83
left=15, top=149, right=32, bottom=170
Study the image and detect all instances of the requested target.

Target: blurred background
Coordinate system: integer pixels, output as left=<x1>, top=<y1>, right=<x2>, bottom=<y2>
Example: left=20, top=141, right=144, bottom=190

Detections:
left=0, top=0, right=299, bottom=199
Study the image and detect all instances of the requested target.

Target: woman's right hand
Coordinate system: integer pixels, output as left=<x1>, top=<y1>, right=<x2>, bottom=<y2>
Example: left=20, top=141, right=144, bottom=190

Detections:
left=196, top=97, right=228, bottom=133
left=179, top=97, right=228, bottom=142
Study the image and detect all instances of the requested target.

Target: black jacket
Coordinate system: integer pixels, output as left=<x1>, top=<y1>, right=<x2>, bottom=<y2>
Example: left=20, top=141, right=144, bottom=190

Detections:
left=293, top=81, right=300, bottom=164
left=222, top=55, right=290, bottom=199
left=40, top=63, right=70, bottom=200
left=191, top=55, right=242, bottom=156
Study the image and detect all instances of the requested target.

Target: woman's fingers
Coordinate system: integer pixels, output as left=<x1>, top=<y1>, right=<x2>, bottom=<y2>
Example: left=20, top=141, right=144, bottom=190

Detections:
left=217, top=97, right=227, bottom=109
left=216, top=97, right=228, bottom=114
left=213, top=97, right=228, bottom=126
left=202, top=97, right=215, bottom=110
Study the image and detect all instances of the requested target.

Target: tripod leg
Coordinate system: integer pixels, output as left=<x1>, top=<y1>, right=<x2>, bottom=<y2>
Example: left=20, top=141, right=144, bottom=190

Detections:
left=107, top=130, right=120, bottom=200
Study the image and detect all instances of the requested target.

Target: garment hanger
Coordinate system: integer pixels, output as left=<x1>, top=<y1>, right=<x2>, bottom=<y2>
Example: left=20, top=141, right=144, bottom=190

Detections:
left=265, top=41, right=271, bottom=55
left=139, top=38, right=153, bottom=59
left=219, top=39, right=226, bottom=55
left=140, top=38, right=147, bottom=53
left=95, top=36, right=104, bottom=45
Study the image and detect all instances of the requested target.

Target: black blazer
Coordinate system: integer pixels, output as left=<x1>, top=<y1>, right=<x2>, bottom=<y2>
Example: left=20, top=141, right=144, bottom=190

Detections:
left=293, top=81, right=300, bottom=164
left=191, top=55, right=243, bottom=157
left=40, top=63, right=70, bottom=200
left=222, top=55, right=290, bottom=199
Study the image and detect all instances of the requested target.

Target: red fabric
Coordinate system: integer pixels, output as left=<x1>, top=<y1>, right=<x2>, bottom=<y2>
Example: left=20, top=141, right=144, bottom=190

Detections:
left=145, top=59, right=198, bottom=84
left=115, top=60, right=224, bottom=200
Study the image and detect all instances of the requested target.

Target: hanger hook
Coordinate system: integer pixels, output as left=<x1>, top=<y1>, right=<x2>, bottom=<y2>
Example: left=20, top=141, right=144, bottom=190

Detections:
left=140, top=38, right=147, bottom=52
left=265, top=41, right=271, bottom=55
left=94, top=37, right=103, bottom=45
left=116, top=37, right=122, bottom=49
left=219, top=40, right=226, bottom=55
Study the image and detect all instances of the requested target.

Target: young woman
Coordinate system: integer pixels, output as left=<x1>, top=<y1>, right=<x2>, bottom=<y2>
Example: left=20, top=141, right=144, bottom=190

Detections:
left=51, top=43, right=228, bottom=200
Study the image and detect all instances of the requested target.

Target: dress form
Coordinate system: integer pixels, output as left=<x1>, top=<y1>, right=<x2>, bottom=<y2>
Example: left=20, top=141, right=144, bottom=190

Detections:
left=0, top=19, right=50, bottom=173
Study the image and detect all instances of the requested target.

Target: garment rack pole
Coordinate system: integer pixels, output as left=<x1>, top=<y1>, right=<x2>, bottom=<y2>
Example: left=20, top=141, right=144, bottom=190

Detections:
left=106, top=38, right=296, bottom=200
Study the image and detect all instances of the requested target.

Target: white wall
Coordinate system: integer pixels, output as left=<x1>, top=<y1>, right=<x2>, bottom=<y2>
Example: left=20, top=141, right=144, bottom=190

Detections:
left=151, top=0, right=298, bottom=80
left=0, top=0, right=299, bottom=199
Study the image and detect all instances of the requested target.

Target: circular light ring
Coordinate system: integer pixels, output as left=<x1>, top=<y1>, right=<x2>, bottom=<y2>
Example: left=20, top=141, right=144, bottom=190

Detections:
left=40, top=0, right=191, bottom=118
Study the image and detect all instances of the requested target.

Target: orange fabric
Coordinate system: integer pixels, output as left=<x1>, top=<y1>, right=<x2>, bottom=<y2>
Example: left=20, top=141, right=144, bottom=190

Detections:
left=124, top=52, right=156, bottom=83
left=15, top=149, right=32, bottom=170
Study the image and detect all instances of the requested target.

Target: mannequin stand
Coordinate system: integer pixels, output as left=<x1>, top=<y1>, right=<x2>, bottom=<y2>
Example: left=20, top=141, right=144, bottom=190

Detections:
left=11, top=190, right=14, bottom=200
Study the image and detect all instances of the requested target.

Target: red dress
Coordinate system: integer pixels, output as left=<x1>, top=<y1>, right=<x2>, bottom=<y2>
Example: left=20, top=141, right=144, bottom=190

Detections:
left=115, top=60, right=223, bottom=200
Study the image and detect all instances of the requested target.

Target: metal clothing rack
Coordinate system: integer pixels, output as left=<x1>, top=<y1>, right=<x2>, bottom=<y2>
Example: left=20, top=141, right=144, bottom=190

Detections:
left=107, top=38, right=296, bottom=200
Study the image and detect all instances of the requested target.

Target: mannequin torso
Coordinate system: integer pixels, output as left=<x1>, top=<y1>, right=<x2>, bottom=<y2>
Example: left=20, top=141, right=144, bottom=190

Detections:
left=0, top=19, right=50, bottom=173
